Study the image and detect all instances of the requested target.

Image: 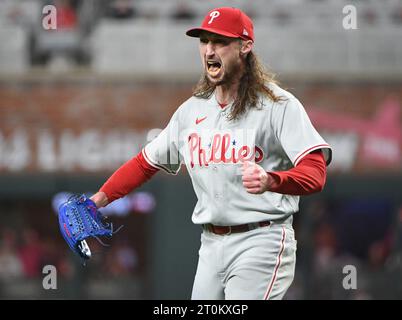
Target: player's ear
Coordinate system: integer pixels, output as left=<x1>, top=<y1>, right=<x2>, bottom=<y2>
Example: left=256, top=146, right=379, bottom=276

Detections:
left=240, top=40, right=253, bottom=57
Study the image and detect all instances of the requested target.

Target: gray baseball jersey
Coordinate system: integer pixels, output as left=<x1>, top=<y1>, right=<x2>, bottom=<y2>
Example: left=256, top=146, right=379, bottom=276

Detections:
left=144, top=83, right=331, bottom=226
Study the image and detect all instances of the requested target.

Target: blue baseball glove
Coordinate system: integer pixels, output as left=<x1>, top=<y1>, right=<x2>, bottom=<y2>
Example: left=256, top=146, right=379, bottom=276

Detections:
left=58, top=194, right=120, bottom=261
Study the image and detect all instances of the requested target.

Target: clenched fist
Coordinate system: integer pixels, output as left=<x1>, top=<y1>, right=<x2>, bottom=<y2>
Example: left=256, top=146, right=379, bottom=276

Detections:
left=241, top=161, right=272, bottom=194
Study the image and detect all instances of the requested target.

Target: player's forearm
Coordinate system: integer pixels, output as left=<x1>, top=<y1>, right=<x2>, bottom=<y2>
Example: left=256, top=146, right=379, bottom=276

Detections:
left=98, top=150, right=159, bottom=205
left=267, top=151, right=326, bottom=195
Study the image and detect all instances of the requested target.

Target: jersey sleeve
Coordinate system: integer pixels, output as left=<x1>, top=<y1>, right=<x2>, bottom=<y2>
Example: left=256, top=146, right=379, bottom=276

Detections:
left=273, top=97, right=332, bottom=166
left=143, top=109, right=183, bottom=175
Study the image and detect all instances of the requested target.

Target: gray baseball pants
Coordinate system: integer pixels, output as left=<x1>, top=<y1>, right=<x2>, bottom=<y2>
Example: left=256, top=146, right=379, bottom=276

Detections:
left=191, top=220, right=297, bottom=300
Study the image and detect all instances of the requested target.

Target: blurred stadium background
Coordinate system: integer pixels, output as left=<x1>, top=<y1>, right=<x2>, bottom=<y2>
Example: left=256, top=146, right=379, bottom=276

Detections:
left=0, top=0, right=401, bottom=300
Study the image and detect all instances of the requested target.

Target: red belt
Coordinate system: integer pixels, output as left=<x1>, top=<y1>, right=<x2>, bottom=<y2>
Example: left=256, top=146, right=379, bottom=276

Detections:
left=204, top=221, right=271, bottom=235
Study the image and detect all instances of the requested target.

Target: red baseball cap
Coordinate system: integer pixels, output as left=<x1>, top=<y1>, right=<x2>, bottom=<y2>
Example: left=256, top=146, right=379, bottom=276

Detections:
left=186, top=7, right=254, bottom=42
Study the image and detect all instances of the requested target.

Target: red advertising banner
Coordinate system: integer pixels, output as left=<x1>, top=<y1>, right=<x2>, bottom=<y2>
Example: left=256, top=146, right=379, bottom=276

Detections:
left=309, top=97, right=401, bottom=172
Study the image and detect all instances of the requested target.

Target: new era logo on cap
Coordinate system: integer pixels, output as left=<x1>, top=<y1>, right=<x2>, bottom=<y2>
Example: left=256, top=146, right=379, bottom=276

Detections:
left=186, top=7, right=254, bottom=42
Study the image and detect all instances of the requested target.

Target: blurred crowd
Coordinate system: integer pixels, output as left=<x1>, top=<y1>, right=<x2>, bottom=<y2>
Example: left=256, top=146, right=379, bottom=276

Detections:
left=0, top=227, right=69, bottom=281
left=2, top=0, right=401, bottom=23
left=0, top=226, right=141, bottom=284
left=0, top=0, right=401, bottom=69
left=287, top=201, right=402, bottom=300
left=1, top=201, right=401, bottom=299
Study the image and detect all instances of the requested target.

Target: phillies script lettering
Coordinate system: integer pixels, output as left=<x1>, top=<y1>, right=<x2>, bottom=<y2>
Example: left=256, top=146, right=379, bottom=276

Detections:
left=188, top=132, right=264, bottom=168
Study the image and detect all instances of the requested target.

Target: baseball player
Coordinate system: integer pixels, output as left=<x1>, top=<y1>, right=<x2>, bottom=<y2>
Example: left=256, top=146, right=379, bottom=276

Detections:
left=90, top=7, right=332, bottom=300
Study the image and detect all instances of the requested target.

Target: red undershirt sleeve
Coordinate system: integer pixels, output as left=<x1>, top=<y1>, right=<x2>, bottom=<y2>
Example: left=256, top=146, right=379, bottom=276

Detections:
left=99, top=150, right=160, bottom=203
left=267, top=150, right=327, bottom=195
left=99, top=148, right=326, bottom=202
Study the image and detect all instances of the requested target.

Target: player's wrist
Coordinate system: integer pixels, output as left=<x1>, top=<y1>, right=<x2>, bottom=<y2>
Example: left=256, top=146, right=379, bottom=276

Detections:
left=90, top=191, right=109, bottom=208
left=256, top=169, right=268, bottom=193
left=264, top=172, right=275, bottom=192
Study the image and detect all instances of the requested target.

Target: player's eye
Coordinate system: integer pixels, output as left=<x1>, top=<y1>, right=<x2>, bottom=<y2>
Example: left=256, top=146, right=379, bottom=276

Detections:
left=212, top=39, right=229, bottom=46
left=200, top=38, right=208, bottom=44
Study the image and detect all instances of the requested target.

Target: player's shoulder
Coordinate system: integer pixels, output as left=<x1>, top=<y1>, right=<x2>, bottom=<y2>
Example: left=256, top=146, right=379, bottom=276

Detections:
left=264, top=83, right=306, bottom=112
left=177, top=95, right=208, bottom=110
left=169, top=96, right=209, bottom=124
left=170, top=96, right=196, bottom=116
left=266, top=83, right=298, bottom=104
left=175, top=95, right=213, bottom=117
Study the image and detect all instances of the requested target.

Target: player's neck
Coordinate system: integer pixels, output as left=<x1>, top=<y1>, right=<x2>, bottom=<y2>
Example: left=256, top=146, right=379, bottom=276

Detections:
left=215, top=65, right=245, bottom=105
left=215, top=83, right=239, bottom=105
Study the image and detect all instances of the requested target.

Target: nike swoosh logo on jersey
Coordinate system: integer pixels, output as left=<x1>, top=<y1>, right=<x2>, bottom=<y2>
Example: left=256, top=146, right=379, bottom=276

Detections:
left=195, top=116, right=207, bottom=125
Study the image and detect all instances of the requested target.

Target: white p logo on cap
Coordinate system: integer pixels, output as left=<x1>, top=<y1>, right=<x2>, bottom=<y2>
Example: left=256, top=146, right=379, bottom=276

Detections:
left=208, top=11, right=220, bottom=24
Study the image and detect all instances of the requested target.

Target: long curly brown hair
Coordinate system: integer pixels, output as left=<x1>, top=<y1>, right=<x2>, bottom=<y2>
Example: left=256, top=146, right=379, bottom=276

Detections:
left=193, top=50, right=284, bottom=121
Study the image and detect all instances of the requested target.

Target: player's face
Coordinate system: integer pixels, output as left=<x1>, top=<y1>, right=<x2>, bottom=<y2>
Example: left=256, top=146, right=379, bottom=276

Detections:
left=198, top=32, right=243, bottom=85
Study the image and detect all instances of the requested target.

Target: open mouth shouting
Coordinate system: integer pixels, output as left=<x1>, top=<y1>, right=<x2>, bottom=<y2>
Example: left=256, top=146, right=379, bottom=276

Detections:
left=206, top=59, right=222, bottom=78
